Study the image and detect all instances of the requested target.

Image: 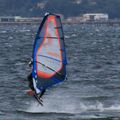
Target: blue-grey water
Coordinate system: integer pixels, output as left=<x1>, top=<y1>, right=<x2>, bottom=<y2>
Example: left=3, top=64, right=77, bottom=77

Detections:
left=0, top=23, right=120, bottom=120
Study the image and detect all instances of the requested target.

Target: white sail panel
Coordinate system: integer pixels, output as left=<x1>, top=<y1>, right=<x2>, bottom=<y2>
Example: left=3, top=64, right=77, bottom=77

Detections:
left=36, top=15, right=62, bottom=78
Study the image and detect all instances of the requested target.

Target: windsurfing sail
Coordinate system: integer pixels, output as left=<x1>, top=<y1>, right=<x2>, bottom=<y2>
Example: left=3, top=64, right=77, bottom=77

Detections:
left=32, top=13, right=67, bottom=94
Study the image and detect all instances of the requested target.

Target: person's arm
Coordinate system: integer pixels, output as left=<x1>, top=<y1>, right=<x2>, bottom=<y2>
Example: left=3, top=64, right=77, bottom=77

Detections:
left=28, top=59, right=33, bottom=67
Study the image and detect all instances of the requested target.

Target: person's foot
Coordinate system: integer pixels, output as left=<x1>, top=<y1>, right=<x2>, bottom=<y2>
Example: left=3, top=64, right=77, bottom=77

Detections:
left=34, top=94, right=44, bottom=106
left=37, top=94, right=43, bottom=102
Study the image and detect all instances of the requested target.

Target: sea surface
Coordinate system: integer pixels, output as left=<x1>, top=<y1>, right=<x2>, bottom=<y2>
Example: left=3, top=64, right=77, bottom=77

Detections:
left=0, top=23, right=120, bottom=120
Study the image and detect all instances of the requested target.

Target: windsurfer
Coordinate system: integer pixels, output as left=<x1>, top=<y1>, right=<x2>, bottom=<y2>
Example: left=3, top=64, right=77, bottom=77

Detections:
left=27, top=59, right=46, bottom=100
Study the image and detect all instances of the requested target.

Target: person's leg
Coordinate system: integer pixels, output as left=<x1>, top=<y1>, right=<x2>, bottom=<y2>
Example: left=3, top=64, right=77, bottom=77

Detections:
left=39, top=89, right=46, bottom=98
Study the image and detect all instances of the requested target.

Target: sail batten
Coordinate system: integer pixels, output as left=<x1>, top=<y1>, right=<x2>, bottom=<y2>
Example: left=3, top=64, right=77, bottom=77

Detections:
left=38, top=54, right=62, bottom=62
left=32, top=13, right=67, bottom=93
left=39, top=37, right=64, bottom=39
left=35, top=61, right=65, bottom=79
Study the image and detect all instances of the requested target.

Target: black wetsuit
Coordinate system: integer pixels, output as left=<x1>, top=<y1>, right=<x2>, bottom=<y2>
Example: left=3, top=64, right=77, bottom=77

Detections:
left=27, top=73, right=34, bottom=91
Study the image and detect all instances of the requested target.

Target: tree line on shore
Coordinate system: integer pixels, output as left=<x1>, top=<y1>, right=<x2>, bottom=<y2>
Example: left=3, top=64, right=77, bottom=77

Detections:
left=0, top=0, right=120, bottom=19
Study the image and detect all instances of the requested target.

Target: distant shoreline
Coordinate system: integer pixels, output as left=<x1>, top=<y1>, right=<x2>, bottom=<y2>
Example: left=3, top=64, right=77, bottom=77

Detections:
left=0, top=21, right=41, bottom=25
left=0, top=20, right=120, bottom=25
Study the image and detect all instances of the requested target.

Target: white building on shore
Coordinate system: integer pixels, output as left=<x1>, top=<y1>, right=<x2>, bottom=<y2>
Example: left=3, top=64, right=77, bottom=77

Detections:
left=83, top=13, right=109, bottom=21
left=0, top=16, right=42, bottom=22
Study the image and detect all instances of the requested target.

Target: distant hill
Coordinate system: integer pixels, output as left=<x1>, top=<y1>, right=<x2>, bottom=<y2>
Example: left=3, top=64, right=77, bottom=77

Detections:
left=0, top=0, right=120, bottom=19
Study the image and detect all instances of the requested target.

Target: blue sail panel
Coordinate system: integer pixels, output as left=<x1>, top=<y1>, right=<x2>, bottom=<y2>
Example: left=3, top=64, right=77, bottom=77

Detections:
left=32, top=13, right=67, bottom=93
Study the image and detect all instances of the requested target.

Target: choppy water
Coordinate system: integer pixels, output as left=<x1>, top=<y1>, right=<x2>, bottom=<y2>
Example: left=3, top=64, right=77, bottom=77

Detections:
left=0, top=24, right=120, bottom=120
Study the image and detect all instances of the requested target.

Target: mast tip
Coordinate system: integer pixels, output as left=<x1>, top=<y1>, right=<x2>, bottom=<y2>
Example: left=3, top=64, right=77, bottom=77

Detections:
left=45, top=12, right=50, bottom=16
